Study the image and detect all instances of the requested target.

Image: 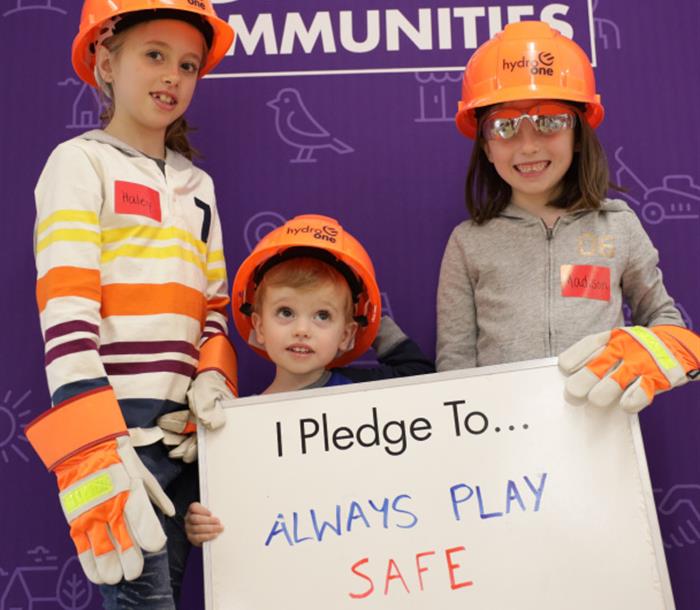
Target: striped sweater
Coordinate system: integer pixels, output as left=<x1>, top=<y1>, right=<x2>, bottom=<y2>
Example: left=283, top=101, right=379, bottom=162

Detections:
left=34, top=130, right=229, bottom=428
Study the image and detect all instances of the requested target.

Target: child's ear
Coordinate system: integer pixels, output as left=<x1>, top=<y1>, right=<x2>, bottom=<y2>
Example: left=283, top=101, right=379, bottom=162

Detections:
left=251, top=312, right=265, bottom=347
left=95, top=45, right=115, bottom=84
left=338, top=321, right=359, bottom=353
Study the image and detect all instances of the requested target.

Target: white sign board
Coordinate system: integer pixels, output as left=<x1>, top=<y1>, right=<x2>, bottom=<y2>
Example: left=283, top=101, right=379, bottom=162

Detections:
left=199, top=359, right=674, bottom=609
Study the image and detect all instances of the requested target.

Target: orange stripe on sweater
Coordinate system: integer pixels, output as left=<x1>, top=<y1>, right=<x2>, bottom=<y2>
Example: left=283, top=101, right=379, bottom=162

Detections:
left=36, top=267, right=101, bottom=313
left=101, top=283, right=206, bottom=324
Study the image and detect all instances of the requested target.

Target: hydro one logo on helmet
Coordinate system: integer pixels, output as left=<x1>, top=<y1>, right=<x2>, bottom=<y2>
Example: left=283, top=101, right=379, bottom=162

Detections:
left=503, top=51, right=555, bottom=76
left=286, top=224, right=338, bottom=243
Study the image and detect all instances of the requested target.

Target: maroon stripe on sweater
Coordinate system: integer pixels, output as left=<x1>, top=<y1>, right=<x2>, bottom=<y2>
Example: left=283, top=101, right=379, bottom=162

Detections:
left=44, top=320, right=100, bottom=343
left=45, top=338, right=98, bottom=366
left=203, top=320, right=226, bottom=334
left=104, top=360, right=196, bottom=377
left=99, top=340, right=199, bottom=359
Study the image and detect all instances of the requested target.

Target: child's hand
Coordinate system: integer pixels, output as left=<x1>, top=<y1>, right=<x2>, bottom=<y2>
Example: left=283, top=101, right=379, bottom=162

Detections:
left=185, top=502, right=224, bottom=546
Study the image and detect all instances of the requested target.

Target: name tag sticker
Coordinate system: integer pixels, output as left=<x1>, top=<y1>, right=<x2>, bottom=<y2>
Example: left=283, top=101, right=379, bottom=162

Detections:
left=114, top=181, right=161, bottom=222
left=561, top=265, right=611, bottom=301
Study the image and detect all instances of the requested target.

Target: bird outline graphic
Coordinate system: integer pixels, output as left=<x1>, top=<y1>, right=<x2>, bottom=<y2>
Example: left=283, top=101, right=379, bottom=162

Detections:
left=267, top=88, right=354, bottom=163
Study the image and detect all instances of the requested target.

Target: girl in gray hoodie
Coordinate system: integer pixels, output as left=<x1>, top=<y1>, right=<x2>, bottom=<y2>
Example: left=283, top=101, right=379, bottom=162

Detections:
left=437, top=20, right=699, bottom=412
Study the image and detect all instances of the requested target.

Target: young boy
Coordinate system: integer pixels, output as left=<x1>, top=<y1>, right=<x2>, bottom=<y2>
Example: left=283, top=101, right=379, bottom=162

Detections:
left=185, top=214, right=434, bottom=543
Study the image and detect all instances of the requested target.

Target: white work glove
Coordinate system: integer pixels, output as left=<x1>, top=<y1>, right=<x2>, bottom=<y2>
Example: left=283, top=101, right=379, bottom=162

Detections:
left=157, top=370, right=233, bottom=462
left=158, top=411, right=198, bottom=463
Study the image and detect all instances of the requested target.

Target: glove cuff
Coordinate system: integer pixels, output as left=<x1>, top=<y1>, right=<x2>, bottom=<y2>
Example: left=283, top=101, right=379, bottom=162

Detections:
left=198, top=334, right=238, bottom=395
left=652, top=325, right=700, bottom=378
left=26, top=387, right=127, bottom=471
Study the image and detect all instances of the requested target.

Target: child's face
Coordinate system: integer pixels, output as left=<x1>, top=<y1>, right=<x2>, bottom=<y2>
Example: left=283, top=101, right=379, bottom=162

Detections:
left=252, top=281, right=358, bottom=383
left=482, top=99, right=575, bottom=209
left=97, top=19, right=204, bottom=144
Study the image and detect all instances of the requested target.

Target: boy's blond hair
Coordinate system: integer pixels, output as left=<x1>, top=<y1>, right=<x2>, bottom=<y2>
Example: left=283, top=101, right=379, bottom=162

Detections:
left=254, top=257, right=354, bottom=322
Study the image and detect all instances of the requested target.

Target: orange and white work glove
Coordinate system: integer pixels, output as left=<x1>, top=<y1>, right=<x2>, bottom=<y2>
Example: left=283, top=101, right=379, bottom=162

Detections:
left=26, top=388, right=175, bottom=585
left=158, top=335, right=238, bottom=462
left=559, top=325, right=700, bottom=413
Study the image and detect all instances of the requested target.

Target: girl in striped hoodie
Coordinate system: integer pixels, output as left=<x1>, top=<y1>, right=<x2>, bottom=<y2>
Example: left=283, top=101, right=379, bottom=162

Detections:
left=27, top=1, right=237, bottom=608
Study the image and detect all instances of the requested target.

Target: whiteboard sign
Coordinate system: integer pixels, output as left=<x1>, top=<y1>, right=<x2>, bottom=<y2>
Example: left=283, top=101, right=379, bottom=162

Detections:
left=199, top=359, right=674, bottom=609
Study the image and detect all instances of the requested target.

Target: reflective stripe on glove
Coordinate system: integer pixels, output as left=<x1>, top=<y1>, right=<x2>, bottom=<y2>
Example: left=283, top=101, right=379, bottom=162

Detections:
left=26, top=388, right=175, bottom=584
left=558, top=325, right=700, bottom=413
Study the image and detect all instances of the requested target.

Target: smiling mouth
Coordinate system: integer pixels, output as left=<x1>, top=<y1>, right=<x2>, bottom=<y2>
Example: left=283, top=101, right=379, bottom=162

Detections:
left=150, top=92, right=176, bottom=106
left=288, top=346, right=313, bottom=354
left=515, top=161, right=550, bottom=174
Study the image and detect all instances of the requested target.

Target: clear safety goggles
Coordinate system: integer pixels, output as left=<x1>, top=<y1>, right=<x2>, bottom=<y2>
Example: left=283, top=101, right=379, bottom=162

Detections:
left=481, top=102, right=577, bottom=141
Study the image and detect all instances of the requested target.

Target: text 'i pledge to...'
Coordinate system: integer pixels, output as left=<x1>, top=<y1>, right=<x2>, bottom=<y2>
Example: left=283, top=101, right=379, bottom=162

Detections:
left=275, top=399, right=529, bottom=457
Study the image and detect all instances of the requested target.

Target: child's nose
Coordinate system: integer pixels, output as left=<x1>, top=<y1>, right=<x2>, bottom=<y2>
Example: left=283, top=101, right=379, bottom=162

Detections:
left=161, top=66, right=180, bottom=86
left=293, top=319, right=311, bottom=338
left=517, top=119, right=541, bottom=151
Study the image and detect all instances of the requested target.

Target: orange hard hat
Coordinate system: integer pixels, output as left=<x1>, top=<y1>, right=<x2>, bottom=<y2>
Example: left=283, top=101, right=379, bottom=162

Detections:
left=72, top=0, right=234, bottom=87
left=232, top=214, right=382, bottom=368
left=456, top=21, right=604, bottom=139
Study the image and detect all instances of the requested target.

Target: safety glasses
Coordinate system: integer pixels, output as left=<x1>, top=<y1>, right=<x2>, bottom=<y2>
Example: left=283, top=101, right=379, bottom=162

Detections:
left=481, top=102, right=577, bottom=141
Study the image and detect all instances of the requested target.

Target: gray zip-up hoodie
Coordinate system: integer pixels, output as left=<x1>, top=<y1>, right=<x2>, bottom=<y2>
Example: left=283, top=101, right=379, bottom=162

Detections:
left=436, top=199, right=683, bottom=371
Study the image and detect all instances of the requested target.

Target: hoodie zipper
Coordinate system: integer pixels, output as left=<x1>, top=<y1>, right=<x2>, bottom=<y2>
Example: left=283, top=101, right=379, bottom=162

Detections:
left=543, top=218, right=560, bottom=356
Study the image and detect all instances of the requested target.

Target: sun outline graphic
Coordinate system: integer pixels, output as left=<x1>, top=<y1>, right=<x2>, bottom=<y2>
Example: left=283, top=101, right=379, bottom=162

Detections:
left=0, top=388, right=33, bottom=464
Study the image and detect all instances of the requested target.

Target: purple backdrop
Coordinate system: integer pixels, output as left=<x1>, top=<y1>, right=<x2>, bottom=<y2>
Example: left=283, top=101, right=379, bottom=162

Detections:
left=1, top=1, right=698, bottom=608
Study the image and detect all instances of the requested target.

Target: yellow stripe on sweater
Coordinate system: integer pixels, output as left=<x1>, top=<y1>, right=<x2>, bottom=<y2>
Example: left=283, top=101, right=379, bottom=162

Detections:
left=36, top=210, right=100, bottom=236
left=208, top=249, right=225, bottom=263
left=101, top=244, right=207, bottom=272
left=206, top=267, right=227, bottom=281
left=102, top=225, right=205, bottom=256
left=36, top=229, right=101, bottom=253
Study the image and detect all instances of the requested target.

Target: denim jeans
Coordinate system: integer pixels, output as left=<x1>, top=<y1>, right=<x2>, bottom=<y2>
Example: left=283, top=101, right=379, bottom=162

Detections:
left=99, top=444, right=199, bottom=610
